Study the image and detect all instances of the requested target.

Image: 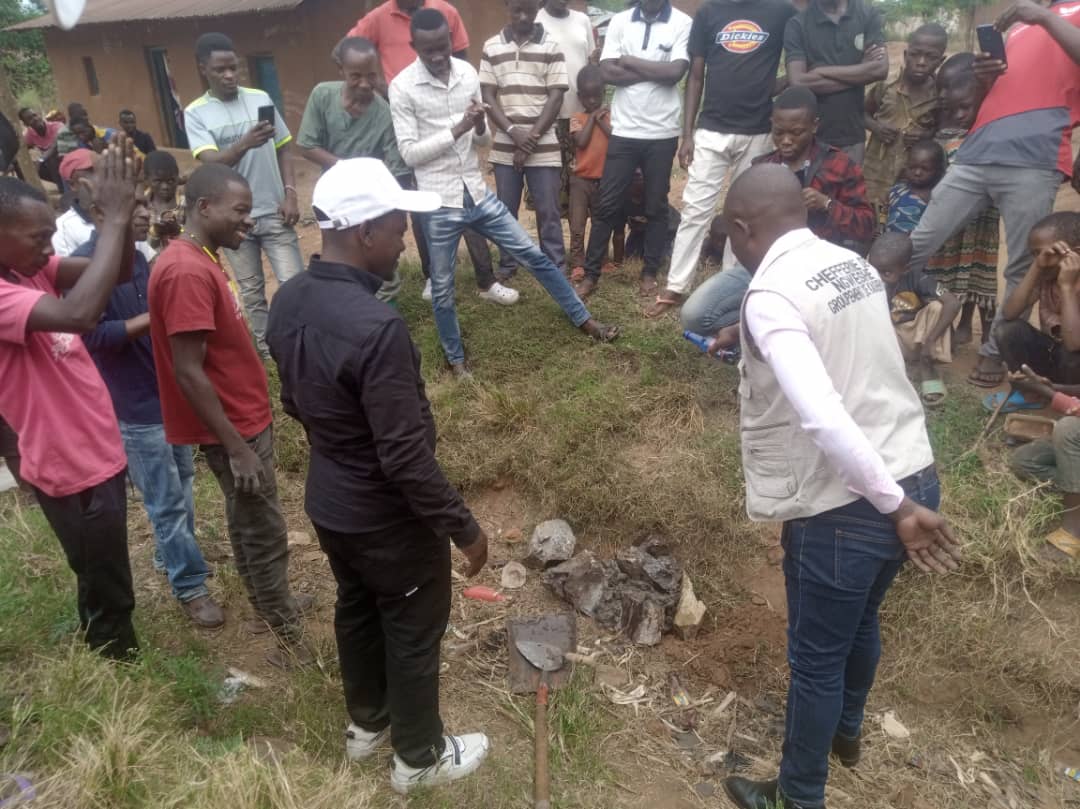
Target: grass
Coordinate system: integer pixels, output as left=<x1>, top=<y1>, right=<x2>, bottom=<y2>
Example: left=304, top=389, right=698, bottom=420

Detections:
left=2, top=258, right=1080, bottom=808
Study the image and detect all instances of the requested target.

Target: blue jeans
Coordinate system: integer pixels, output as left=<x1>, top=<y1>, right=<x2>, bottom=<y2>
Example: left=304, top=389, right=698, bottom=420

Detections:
left=680, top=264, right=751, bottom=335
left=421, top=189, right=591, bottom=365
left=778, top=466, right=940, bottom=808
left=119, top=421, right=210, bottom=603
left=222, top=212, right=304, bottom=355
left=493, top=164, right=566, bottom=277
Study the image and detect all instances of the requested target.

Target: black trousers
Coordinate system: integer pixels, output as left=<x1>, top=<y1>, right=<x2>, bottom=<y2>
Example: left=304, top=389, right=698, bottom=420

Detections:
left=33, top=471, right=138, bottom=659
left=584, top=135, right=679, bottom=280
left=994, top=319, right=1080, bottom=385
left=314, top=520, right=451, bottom=768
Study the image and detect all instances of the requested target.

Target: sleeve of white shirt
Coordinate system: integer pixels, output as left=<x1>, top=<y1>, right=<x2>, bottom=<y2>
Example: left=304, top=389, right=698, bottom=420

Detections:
left=743, top=289, right=905, bottom=514
left=389, top=78, right=456, bottom=169
left=671, top=15, right=691, bottom=63
left=599, top=14, right=622, bottom=61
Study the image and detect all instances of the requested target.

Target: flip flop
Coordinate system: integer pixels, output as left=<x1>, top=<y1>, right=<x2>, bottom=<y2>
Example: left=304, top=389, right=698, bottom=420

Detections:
left=982, top=390, right=1043, bottom=414
left=644, top=294, right=682, bottom=319
left=1045, top=528, right=1080, bottom=558
left=920, top=378, right=947, bottom=408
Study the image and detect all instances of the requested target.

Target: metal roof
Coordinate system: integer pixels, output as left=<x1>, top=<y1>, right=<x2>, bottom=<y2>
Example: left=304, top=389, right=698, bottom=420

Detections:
left=8, top=0, right=305, bottom=30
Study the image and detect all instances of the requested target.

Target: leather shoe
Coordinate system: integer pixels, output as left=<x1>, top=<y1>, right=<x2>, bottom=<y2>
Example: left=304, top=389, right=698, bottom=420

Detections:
left=245, top=592, right=315, bottom=635
left=723, top=777, right=818, bottom=809
left=181, top=595, right=225, bottom=628
left=266, top=641, right=314, bottom=670
left=831, top=733, right=861, bottom=768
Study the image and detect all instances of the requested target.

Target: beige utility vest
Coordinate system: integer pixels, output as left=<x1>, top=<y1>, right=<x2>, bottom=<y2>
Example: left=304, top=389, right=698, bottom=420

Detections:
left=738, top=230, right=934, bottom=522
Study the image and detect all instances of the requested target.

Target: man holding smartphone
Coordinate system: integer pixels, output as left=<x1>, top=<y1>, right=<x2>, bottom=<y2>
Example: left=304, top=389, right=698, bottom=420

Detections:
left=184, top=32, right=304, bottom=358
left=908, top=0, right=1080, bottom=390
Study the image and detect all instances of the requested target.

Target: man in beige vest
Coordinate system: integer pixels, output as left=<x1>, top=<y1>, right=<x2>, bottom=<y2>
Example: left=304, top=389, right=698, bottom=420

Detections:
left=717, top=165, right=962, bottom=809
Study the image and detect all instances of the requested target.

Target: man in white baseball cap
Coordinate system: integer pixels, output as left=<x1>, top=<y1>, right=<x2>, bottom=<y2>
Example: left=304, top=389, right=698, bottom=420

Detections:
left=266, top=157, right=492, bottom=794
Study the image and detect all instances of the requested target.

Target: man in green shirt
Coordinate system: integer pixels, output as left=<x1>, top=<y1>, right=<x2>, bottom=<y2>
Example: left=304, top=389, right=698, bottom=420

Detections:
left=299, top=36, right=514, bottom=306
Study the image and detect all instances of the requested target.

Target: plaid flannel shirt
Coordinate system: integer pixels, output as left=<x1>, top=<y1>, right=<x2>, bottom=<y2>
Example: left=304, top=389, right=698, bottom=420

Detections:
left=754, top=140, right=875, bottom=250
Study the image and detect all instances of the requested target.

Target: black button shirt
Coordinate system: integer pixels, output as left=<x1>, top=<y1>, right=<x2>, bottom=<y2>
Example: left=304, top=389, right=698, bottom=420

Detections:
left=266, top=257, right=480, bottom=547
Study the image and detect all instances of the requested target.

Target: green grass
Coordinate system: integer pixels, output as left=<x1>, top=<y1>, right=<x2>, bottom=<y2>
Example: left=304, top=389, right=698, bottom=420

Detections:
left=2, top=259, right=1079, bottom=807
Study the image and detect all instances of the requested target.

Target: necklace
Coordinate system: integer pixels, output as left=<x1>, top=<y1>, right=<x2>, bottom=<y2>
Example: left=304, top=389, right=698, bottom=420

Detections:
left=182, top=230, right=222, bottom=267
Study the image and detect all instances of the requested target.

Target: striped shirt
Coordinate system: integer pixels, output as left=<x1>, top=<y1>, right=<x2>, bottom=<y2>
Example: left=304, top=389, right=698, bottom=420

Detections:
left=479, top=25, right=569, bottom=168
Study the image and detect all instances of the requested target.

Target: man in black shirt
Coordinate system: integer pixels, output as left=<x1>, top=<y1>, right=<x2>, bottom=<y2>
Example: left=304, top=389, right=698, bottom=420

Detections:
left=784, top=0, right=887, bottom=163
left=648, top=0, right=796, bottom=318
left=118, top=110, right=156, bottom=155
left=266, top=157, right=491, bottom=796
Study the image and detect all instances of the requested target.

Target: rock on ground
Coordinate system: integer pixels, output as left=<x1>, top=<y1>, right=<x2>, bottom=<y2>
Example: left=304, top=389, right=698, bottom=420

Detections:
left=525, top=519, right=577, bottom=568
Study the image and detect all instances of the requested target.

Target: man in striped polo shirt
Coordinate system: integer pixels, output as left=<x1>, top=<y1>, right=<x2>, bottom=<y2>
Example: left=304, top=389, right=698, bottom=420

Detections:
left=480, top=0, right=569, bottom=278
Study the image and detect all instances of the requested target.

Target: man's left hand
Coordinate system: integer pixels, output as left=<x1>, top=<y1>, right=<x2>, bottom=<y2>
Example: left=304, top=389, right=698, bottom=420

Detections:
left=280, top=189, right=300, bottom=227
left=997, top=0, right=1050, bottom=30
left=891, top=498, right=962, bottom=574
left=802, top=188, right=831, bottom=213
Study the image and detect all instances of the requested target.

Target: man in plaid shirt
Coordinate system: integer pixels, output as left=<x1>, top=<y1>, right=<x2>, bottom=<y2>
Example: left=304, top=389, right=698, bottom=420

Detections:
left=753, top=87, right=875, bottom=254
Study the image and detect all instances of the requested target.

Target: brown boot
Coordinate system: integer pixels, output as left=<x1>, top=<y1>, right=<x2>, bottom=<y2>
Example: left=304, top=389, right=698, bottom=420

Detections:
left=181, top=595, right=225, bottom=628
left=266, top=641, right=314, bottom=670
left=245, top=592, right=315, bottom=635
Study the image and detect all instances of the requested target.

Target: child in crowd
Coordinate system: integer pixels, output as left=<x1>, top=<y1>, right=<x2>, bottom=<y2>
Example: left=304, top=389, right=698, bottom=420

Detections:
left=886, top=139, right=946, bottom=234
left=870, top=232, right=960, bottom=408
left=568, top=65, right=610, bottom=281
left=144, top=150, right=185, bottom=250
left=618, top=169, right=681, bottom=263
left=986, top=212, right=1080, bottom=413
left=926, top=53, right=1001, bottom=346
left=863, top=24, right=946, bottom=224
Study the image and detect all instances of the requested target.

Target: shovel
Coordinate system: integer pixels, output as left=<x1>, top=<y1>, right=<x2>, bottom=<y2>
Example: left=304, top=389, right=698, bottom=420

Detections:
left=507, top=614, right=576, bottom=809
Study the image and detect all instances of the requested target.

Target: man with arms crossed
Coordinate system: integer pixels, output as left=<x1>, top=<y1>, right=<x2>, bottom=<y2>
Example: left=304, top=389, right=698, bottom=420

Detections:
left=719, top=164, right=961, bottom=809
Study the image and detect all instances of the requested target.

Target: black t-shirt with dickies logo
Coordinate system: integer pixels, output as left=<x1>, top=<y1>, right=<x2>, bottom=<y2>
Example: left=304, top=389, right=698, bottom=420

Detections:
left=688, top=0, right=796, bottom=135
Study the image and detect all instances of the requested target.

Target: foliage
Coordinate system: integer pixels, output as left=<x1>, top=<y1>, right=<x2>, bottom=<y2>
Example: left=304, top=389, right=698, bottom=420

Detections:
left=881, top=0, right=995, bottom=19
left=0, top=0, right=55, bottom=110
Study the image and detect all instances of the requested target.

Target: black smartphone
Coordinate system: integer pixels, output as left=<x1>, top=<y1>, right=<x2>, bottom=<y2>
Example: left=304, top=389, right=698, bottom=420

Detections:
left=257, top=104, right=276, bottom=127
left=976, top=24, right=1007, bottom=64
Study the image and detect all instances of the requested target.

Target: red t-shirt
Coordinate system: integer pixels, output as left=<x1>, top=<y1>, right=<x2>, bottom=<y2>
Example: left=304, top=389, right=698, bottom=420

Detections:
left=0, top=257, right=126, bottom=496
left=348, top=0, right=470, bottom=83
left=148, top=239, right=272, bottom=446
left=969, top=0, right=1080, bottom=174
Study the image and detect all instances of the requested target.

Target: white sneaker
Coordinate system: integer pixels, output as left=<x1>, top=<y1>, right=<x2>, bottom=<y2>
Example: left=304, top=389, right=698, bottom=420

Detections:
left=422, top=278, right=433, bottom=301
left=390, top=733, right=490, bottom=795
left=345, top=723, right=390, bottom=762
left=478, top=282, right=519, bottom=306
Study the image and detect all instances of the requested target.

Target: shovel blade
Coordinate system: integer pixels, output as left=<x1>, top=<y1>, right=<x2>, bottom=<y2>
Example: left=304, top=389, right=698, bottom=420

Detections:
left=515, top=640, right=564, bottom=673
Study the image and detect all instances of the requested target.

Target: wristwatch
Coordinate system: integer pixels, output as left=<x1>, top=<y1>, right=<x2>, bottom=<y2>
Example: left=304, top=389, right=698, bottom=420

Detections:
left=824, top=197, right=834, bottom=212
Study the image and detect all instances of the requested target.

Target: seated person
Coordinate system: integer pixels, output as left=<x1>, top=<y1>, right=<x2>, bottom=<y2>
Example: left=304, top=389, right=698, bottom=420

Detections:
left=18, top=107, right=62, bottom=187
left=886, top=138, right=946, bottom=234
left=987, top=212, right=1080, bottom=413
left=870, top=232, right=959, bottom=408
left=1008, top=365, right=1080, bottom=559
left=752, top=86, right=875, bottom=255
left=57, top=116, right=113, bottom=156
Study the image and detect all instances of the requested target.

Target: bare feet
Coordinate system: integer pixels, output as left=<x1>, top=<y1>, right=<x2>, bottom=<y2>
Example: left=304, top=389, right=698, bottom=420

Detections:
left=967, top=356, right=1005, bottom=388
left=639, top=276, right=659, bottom=297
left=644, top=290, right=684, bottom=319
left=580, top=319, right=620, bottom=342
left=570, top=266, right=585, bottom=282
left=576, top=276, right=598, bottom=299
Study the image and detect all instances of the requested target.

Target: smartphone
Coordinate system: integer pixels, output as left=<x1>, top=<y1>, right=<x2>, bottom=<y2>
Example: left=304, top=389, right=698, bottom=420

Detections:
left=976, top=24, right=1007, bottom=64
left=257, top=104, right=276, bottom=127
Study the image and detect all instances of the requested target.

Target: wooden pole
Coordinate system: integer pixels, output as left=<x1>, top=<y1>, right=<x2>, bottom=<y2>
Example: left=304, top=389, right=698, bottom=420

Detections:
left=0, top=64, right=45, bottom=193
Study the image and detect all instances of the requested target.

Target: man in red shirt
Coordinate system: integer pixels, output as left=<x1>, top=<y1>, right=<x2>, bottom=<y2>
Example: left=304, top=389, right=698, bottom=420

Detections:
left=0, top=141, right=139, bottom=659
left=910, top=0, right=1080, bottom=388
left=348, top=0, right=470, bottom=85
left=148, top=162, right=310, bottom=669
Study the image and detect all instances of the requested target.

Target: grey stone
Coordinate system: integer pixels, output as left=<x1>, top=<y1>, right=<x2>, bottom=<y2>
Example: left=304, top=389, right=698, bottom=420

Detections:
left=542, top=552, right=608, bottom=617
left=694, top=782, right=716, bottom=798
left=526, top=519, right=577, bottom=569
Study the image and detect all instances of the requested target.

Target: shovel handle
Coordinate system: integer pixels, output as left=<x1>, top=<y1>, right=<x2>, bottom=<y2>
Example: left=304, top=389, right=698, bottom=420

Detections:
left=535, top=681, right=550, bottom=809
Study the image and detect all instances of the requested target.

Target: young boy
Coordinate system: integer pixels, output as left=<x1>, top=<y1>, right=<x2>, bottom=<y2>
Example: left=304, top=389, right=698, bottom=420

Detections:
left=863, top=24, right=947, bottom=219
left=568, top=65, right=609, bottom=278
left=989, top=213, right=1080, bottom=412
left=886, top=138, right=946, bottom=234
left=870, top=232, right=960, bottom=408
left=480, top=0, right=570, bottom=279
left=145, top=150, right=185, bottom=250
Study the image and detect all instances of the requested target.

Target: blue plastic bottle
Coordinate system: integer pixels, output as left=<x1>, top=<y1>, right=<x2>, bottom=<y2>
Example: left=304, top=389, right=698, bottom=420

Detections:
left=683, top=330, right=740, bottom=365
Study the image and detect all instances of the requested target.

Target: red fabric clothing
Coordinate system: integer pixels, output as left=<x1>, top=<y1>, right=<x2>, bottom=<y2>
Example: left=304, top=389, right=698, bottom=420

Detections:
left=347, top=0, right=470, bottom=84
left=23, top=120, right=61, bottom=151
left=148, top=239, right=271, bottom=446
left=970, top=0, right=1080, bottom=175
left=569, top=110, right=610, bottom=179
left=754, top=141, right=875, bottom=249
left=0, top=257, right=126, bottom=496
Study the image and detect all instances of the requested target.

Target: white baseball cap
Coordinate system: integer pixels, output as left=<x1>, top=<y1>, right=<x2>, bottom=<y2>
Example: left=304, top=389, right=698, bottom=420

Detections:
left=312, top=157, right=441, bottom=230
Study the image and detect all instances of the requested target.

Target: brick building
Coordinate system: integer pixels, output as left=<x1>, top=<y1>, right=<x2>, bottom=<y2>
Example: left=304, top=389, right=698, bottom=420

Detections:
left=12, top=0, right=704, bottom=149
